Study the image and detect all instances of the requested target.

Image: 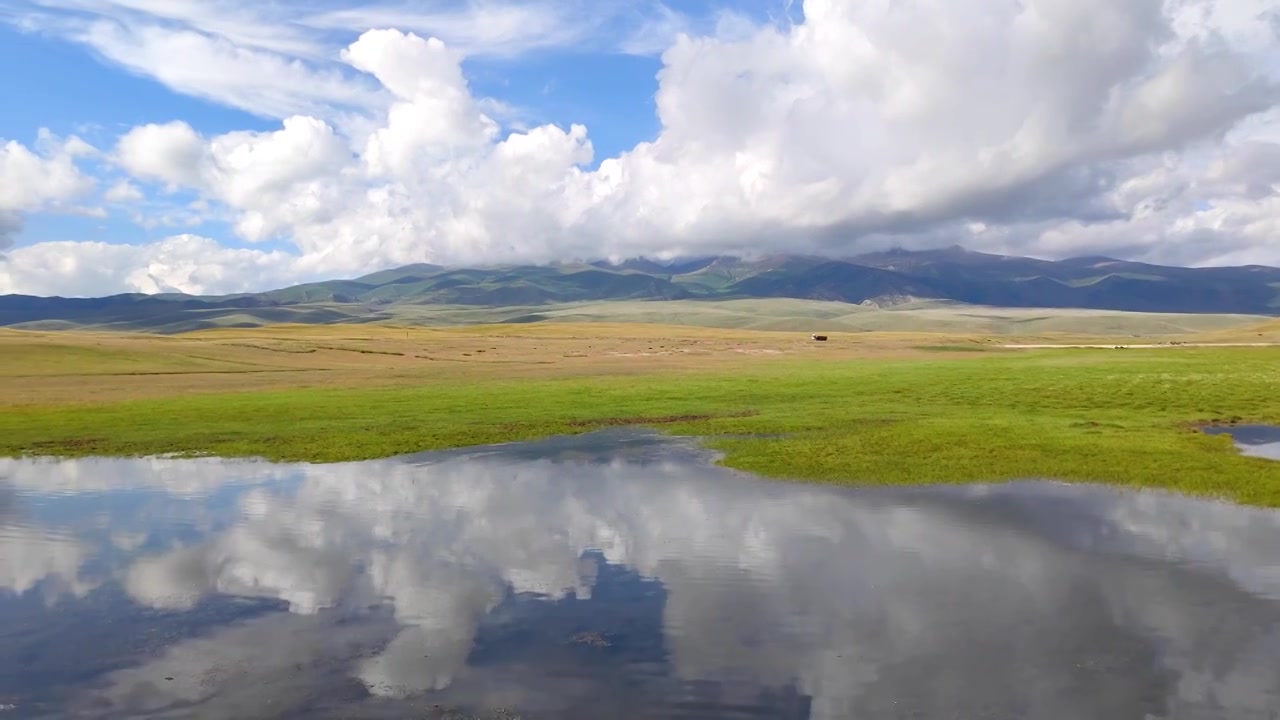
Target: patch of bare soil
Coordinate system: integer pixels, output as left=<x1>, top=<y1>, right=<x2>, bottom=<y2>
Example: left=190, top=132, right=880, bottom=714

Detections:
left=566, top=411, right=757, bottom=428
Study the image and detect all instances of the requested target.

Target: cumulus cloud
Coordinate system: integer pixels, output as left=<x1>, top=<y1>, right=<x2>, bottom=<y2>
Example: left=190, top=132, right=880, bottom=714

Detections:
left=8, top=0, right=652, bottom=121
left=114, top=120, right=207, bottom=188
left=114, top=117, right=353, bottom=242
left=0, top=213, right=20, bottom=255
left=0, top=234, right=298, bottom=296
left=585, top=0, right=1279, bottom=256
left=0, top=136, right=93, bottom=212
left=3, top=0, right=1280, bottom=295
left=0, top=132, right=96, bottom=250
left=102, top=179, right=143, bottom=203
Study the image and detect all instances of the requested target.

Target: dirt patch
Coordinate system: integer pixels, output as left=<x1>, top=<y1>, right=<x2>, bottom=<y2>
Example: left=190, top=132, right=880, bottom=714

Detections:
left=1183, top=417, right=1249, bottom=432
left=1070, top=421, right=1125, bottom=430
left=26, top=437, right=109, bottom=451
left=567, top=410, right=757, bottom=428
left=223, top=343, right=318, bottom=354
left=915, top=344, right=991, bottom=353
left=315, top=345, right=405, bottom=357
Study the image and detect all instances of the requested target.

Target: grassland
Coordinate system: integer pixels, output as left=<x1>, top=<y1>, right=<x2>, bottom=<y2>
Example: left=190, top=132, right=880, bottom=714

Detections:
left=10, top=296, right=1276, bottom=337
left=2, top=320, right=1280, bottom=505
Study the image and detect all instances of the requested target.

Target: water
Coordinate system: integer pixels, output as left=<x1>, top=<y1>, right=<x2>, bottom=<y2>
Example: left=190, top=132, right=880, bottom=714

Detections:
left=1204, top=424, right=1280, bottom=461
left=2, top=430, right=1280, bottom=719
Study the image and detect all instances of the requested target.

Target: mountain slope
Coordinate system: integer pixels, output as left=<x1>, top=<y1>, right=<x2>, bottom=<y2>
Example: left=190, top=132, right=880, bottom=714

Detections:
left=3, top=247, right=1278, bottom=331
left=726, top=261, right=938, bottom=304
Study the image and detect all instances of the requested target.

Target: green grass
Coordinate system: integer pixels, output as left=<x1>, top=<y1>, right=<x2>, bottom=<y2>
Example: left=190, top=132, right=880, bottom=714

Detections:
left=3, top=348, right=1280, bottom=504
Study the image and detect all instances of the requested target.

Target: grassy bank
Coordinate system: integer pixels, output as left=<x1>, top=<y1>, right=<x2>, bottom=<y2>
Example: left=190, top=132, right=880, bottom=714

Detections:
left=2, top=329, right=1279, bottom=505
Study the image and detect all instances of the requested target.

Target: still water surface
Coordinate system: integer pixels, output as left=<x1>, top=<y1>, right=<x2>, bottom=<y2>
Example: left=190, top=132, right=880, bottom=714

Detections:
left=2, top=429, right=1280, bottom=718
left=1204, top=424, right=1280, bottom=461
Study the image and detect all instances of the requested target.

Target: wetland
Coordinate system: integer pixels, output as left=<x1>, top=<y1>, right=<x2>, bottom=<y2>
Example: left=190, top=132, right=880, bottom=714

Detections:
left=3, top=429, right=1280, bottom=718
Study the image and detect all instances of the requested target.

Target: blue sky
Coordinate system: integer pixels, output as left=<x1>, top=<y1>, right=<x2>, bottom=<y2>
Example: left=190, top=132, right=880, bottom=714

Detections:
left=0, top=21, right=261, bottom=247
left=0, top=6, right=678, bottom=249
left=0, top=0, right=1277, bottom=296
left=0, top=23, right=273, bottom=140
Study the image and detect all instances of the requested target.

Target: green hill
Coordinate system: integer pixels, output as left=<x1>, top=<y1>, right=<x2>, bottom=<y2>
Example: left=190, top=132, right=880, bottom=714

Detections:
left=3, top=247, right=1279, bottom=332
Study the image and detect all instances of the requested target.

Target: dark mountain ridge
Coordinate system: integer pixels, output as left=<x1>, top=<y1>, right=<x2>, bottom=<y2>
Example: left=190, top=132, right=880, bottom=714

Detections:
left=3, top=247, right=1278, bottom=331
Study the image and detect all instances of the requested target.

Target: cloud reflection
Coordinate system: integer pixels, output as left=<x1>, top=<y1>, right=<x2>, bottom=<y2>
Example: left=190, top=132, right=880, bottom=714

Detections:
left=3, top=431, right=1280, bottom=718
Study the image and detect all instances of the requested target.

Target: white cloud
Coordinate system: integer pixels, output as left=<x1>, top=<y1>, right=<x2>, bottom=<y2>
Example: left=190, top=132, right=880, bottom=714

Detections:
left=2, top=0, right=1280, bottom=295
left=618, top=5, right=762, bottom=57
left=69, top=19, right=384, bottom=119
left=301, top=0, right=604, bottom=59
left=0, top=132, right=96, bottom=250
left=10, top=0, right=382, bottom=119
left=27, top=0, right=328, bottom=57
left=7, top=0, right=634, bottom=122
left=114, top=117, right=352, bottom=242
left=0, top=135, right=95, bottom=215
left=114, top=120, right=206, bottom=188
left=103, top=179, right=143, bottom=203
left=0, top=234, right=298, bottom=296
left=0, top=214, right=22, bottom=252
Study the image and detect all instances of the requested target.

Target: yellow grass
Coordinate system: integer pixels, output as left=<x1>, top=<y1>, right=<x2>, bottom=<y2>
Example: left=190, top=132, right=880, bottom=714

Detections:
left=0, top=323, right=985, bottom=405
left=3, top=319, right=1276, bottom=407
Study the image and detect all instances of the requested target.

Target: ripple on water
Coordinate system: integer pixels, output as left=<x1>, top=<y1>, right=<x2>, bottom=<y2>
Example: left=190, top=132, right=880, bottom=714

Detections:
left=0, top=429, right=1279, bottom=719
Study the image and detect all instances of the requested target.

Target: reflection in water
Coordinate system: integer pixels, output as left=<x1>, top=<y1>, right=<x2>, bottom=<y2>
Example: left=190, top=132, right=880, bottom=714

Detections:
left=1204, top=425, right=1280, bottom=461
left=2, top=430, right=1280, bottom=718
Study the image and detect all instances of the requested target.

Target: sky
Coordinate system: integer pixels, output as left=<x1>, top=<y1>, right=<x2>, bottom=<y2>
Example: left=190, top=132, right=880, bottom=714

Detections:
left=0, top=0, right=1278, bottom=297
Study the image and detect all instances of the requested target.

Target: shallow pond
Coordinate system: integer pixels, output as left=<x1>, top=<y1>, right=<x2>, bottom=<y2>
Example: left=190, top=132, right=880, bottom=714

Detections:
left=1204, top=424, right=1280, bottom=461
left=3, top=429, right=1280, bottom=718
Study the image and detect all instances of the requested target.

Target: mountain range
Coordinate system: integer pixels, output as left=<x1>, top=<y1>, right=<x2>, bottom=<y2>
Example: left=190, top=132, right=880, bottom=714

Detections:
left=4, top=246, right=1279, bottom=332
